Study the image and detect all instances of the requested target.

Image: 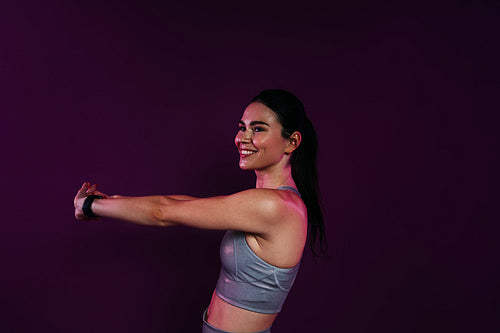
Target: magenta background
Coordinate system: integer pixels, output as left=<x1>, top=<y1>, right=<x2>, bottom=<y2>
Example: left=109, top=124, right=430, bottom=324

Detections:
left=1, top=1, right=498, bottom=332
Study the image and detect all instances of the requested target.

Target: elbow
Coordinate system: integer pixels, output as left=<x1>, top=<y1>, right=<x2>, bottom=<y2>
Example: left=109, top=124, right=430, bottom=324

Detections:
left=151, top=196, right=173, bottom=227
left=151, top=208, right=165, bottom=226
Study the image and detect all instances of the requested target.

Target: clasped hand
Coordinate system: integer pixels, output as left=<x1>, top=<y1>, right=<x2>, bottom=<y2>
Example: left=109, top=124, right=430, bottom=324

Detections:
left=74, top=182, right=109, bottom=220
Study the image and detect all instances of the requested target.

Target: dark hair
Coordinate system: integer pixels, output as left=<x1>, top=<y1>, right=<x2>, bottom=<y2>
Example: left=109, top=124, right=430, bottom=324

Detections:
left=250, top=89, right=327, bottom=258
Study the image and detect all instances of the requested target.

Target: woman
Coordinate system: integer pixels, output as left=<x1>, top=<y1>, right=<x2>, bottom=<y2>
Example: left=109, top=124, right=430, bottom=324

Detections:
left=74, top=89, right=327, bottom=333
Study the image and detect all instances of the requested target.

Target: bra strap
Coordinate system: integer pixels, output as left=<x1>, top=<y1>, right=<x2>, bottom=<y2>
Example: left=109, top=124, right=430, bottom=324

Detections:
left=277, top=186, right=301, bottom=198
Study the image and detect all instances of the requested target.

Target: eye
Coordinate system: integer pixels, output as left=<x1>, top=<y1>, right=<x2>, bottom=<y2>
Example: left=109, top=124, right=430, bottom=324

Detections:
left=238, top=126, right=246, bottom=132
left=253, top=126, right=265, bottom=133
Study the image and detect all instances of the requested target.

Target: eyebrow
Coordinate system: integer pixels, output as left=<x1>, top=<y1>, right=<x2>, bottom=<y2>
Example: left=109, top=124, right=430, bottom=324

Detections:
left=239, top=120, right=270, bottom=127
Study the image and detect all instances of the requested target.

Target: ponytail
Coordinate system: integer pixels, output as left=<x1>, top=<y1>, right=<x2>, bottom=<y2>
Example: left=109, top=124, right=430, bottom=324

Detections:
left=250, top=89, right=327, bottom=258
left=292, top=117, right=327, bottom=257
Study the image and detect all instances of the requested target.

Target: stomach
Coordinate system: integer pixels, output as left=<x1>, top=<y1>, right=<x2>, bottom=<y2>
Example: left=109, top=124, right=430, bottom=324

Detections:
left=206, top=291, right=277, bottom=332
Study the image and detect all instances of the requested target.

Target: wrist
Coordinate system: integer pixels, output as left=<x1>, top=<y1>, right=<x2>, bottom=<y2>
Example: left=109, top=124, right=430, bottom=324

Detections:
left=82, top=195, right=103, bottom=218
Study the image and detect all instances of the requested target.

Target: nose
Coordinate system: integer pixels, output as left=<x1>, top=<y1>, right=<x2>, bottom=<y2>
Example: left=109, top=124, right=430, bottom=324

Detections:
left=238, top=128, right=252, bottom=143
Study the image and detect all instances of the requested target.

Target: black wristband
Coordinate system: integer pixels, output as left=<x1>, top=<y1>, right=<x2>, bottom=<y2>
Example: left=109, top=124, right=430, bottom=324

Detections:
left=82, top=195, right=103, bottom=218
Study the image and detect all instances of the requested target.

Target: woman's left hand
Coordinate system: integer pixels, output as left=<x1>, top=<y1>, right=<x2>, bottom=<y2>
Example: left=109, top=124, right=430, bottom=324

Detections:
left=74, top=182, right=108, bottom=220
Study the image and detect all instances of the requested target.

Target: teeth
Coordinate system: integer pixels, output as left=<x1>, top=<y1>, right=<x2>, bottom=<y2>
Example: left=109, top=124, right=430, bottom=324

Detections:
left=241, top=150, right=256, bottom=155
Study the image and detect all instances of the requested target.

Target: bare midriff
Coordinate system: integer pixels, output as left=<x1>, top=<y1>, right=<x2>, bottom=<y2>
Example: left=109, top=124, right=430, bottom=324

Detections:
left=206, top=290, right=277, bottom=332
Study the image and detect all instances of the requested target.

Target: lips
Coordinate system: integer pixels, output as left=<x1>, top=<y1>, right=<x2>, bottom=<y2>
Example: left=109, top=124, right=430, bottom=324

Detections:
left=239, top=149, right=257, bottom=157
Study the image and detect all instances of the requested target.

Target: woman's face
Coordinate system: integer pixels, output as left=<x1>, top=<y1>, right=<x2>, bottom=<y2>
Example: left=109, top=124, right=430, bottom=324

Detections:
left=235, top=102, right=290, bottom=171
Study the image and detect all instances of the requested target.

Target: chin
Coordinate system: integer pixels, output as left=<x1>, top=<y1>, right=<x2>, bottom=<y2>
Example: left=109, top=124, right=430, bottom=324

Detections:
left=239, top=163, right=252, bottom=170
left=239, top=160, right=257, bottom=170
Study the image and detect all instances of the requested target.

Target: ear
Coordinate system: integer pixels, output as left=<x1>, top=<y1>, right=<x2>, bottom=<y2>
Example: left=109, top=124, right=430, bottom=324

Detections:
left=284, top=131, right=301, bottom=154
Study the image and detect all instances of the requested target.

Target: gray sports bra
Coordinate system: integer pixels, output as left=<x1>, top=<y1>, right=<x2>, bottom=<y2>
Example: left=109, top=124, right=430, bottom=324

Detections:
left=215, top=186, right=302, bottom=314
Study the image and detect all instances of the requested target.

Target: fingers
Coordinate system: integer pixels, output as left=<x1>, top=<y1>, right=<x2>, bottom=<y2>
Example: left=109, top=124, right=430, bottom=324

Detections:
left=86, top=183, right=97, bottom=194
left=75, top=182, right=98, bottom=205
left=79, top=182, right=98, bottom=195
left=78, top=182, right=88, bottom=194
left=78, top=182, right=90, bottom=195
left=75, top=212, right=98, bottom=221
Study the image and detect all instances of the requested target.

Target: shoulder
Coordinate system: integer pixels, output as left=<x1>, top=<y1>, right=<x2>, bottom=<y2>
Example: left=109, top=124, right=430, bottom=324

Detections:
left=226, top=188, right=305, bottom=224
left=228, top=188, right=291, bottom=212
left=232, top=188, right=282, bottom=205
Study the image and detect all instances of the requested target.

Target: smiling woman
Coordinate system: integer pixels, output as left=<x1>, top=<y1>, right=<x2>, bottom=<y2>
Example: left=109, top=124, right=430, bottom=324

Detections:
left=236, top=102, right=301, bottom=172
left=74, top=89, right=326, bottom=333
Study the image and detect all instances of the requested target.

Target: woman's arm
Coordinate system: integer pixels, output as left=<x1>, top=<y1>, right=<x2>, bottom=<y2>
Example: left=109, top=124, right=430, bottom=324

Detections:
left=92, top=196, right=176, bottom=226
left=74, top=182, right=294, bottom=235
left=74, top=183, right=196, bottom=225
left=109, top=194, right=197, bottom=201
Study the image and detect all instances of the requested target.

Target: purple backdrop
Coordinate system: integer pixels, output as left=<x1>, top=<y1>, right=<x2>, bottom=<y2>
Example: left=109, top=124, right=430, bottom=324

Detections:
left=1, top=1, right=498, bottom=332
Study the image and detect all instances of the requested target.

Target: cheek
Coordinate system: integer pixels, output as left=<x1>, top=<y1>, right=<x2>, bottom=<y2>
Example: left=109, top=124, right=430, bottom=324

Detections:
left=257, top=135, right=278, bottom=148
left=252, top=136, right=273, bottom=151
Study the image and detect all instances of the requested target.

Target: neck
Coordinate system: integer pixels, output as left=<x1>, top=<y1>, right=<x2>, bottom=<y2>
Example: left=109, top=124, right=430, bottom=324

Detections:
left=255, top=163, right=296, bottom=189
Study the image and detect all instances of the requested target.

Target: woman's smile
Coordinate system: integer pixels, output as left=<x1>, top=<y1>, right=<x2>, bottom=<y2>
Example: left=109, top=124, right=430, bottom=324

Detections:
left=240, top=149, right=257, bottom=156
